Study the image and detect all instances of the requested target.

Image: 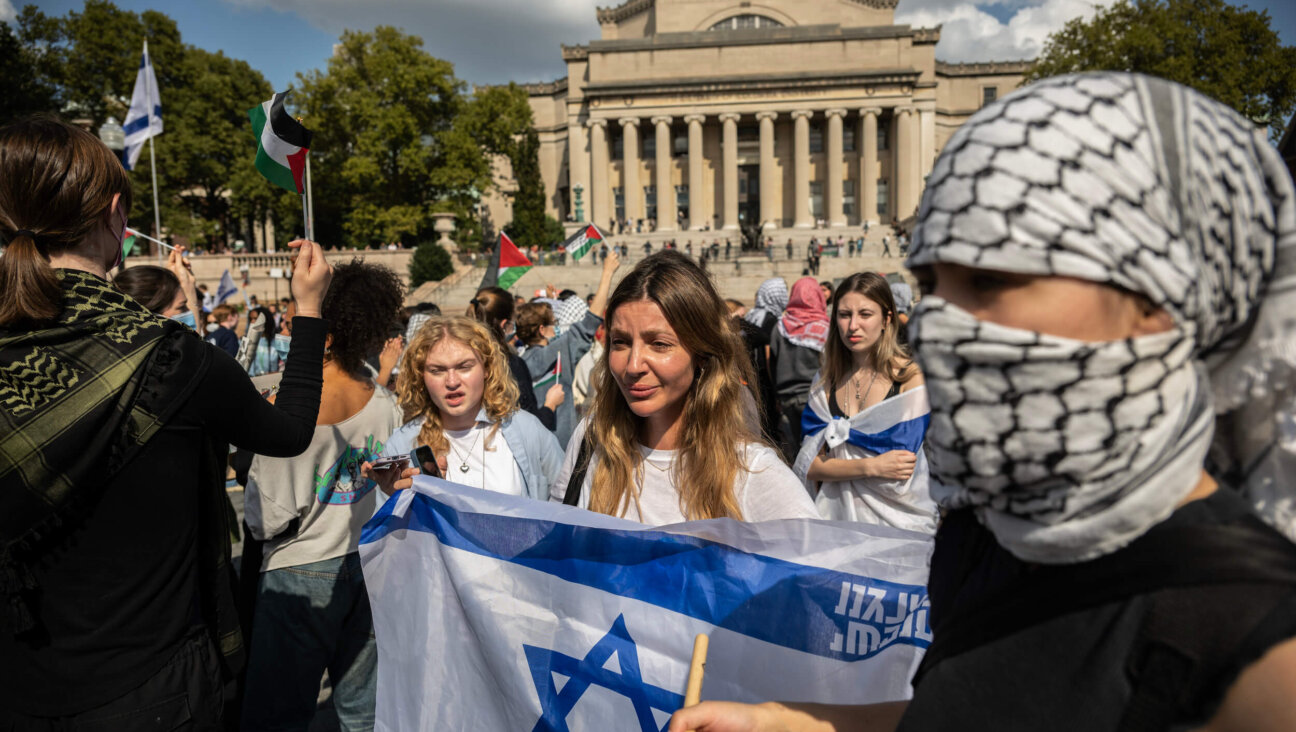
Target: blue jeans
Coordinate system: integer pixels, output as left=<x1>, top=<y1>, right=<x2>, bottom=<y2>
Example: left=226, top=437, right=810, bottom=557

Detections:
left=241, top=553, right=376, bottom=732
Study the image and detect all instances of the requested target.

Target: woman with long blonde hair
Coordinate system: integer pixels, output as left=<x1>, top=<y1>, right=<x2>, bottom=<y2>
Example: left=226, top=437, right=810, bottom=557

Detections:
left=794, top=272, right=933, bottom=532
left=365, top=316, right=563, bottom=500
left=552, top=251, right=818, bottom=524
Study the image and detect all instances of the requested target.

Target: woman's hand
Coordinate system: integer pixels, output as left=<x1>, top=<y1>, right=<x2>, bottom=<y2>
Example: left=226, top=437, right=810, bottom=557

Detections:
left=377, top=336, right=403, bottom=385
left=288, top=239, right=333, bottom=317
left=544, top=383, right=565, bottom=410
left=865, top=451, right=916, bottom=481
left=166, top=245, right=195, bottom=287
left=362, top=462, right=419, bottom=493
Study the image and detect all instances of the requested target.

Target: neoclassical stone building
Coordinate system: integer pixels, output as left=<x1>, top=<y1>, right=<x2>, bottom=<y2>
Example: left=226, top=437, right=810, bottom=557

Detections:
left=497, top=0, right=1028, bottom=235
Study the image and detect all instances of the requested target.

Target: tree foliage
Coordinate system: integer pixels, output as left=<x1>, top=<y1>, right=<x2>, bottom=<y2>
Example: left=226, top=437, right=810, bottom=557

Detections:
left=507, top=128, right=552, bottom=248
left=293, top=26, right=490, bottom=249
left=409, top=241, right=454, bottom=288
left=1027, top=0, right=1296, bottom=140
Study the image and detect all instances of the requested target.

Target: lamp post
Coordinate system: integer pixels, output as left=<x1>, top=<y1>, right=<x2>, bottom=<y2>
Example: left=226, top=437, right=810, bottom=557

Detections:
left=573, top=183, right=585, bottom=223
left=98, top=117, right=125, bottom=167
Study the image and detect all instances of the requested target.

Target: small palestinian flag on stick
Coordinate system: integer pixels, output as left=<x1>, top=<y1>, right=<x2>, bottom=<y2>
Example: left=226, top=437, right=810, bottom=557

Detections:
left=478, top=231, right=533, bottom=291
left=561, top=223, right=604, bottom=261
left=532, top=353, right=561, bottom=390
left=248, top=92, right=312, bottom=194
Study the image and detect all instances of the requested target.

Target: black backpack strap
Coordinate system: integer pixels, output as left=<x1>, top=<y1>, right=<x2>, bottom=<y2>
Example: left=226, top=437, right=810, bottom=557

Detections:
left=562, top=436, right=592, bottom=506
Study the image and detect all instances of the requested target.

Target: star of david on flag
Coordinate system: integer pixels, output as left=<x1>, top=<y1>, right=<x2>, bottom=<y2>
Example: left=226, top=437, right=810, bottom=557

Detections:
left=359, top=478, right=934, bottom=731
left=526, top=615, right=682, bottom=732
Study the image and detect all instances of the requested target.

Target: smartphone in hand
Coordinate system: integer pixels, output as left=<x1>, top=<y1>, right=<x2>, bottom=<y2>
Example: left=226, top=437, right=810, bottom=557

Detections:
left=415, top=445, right=441, bottom=478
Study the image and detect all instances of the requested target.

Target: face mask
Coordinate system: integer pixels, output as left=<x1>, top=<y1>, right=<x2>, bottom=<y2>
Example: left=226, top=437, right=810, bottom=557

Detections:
left=170, top=310, right=196, bottom=329
left=273, top=334, right=292, bottom=357
left=206, top=323, right=220, bottom=335
left=910, top=296, right=1213, bottom=563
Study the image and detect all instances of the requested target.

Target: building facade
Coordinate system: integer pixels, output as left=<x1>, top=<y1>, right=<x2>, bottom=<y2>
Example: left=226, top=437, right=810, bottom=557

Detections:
left=497, top=0, right=1027, bottom=235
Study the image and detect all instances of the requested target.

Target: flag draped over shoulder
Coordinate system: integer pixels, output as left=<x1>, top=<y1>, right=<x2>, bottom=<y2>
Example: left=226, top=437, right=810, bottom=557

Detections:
left=478, top=232, right=533, bottom=291
left=561, top=223, right=604, bottom=261
left=122, top=41, right=163, bottom=170
left=247, top=92, right=312, bottom=194
left=359, top=479, right=934, bottom=731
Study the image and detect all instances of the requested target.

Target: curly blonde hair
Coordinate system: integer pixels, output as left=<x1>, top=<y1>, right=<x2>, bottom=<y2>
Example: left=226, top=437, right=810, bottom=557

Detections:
left=586, top=251, right=762, bottom=521
left=395, top=316, right=520, bottom=456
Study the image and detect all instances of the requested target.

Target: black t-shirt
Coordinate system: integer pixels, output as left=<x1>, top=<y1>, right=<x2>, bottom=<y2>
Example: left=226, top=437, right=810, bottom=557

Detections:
left=899, top=489, right=1296, bottom=731
left=0, top=318, right=327, bottom=716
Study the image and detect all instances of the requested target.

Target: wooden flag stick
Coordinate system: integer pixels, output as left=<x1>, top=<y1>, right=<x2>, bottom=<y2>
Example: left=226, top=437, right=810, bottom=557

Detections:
left=684, top=633, right=709, bottom=709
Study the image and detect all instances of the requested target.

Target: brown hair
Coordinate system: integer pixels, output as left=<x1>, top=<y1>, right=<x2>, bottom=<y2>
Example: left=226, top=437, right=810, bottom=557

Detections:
left=113, top=265, right=181, bottom=314
left=395, top=316, right=520, bottom=456
left=587, top=250, right=760, bottom=521
left=724, top=298, right=745, bottom=316
left=822, top=272, right=916, bottom=392
left=0, top=116, right=133, bottom=326
left=515, top=301, right=553, bottom=346
left=467, top=286, right=515, bottom=348
left=211, top=304, right=237, bottom=324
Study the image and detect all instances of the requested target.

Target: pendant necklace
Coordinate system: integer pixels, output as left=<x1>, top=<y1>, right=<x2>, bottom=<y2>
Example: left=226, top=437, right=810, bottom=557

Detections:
left=450, top=426, right=482, bottom=473
left=853, top=366, right=878, bottom=412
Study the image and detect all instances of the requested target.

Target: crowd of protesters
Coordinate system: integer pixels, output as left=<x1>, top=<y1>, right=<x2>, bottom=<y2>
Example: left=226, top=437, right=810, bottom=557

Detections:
left=2, top=69, right=1296, bottom=732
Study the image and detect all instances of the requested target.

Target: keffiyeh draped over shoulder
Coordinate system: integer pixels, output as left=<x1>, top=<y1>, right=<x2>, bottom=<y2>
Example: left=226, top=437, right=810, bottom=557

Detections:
left=908, top=72, right=1296, bottom=558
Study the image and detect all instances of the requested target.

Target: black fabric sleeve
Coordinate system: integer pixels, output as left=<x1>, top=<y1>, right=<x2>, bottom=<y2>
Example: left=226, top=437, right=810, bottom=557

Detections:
left=509, top=352, right=556, bottom=430
left=186, top=316, right=327, bottom=457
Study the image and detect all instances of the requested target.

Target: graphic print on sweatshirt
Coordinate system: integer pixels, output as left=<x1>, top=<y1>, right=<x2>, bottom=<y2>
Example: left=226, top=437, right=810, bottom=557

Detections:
left=314, top=434, right=385, bottom=505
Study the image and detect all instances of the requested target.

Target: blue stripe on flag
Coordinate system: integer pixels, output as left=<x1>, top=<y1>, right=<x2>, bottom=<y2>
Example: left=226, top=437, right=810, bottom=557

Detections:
left=361, top=492, right=932, bottom=662
left=801, top=410, right=930, bottom=455
left=121, top=106, right=162, bottom=136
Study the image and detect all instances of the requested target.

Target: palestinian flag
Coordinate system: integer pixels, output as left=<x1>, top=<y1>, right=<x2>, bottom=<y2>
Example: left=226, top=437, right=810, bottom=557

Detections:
left=532, top=353, right=561, bottom=390
left=248, top=92, right=312, bottom=194
left=478, top=232, right=533, bottom=291
left=561, top=223, right=604, bottom=261
left=121, top=230, right=139, bottom=258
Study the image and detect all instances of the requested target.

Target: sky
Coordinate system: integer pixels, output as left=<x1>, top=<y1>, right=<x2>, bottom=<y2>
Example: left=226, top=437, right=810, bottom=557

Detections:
left=9, top=0, right=1296, bottom=92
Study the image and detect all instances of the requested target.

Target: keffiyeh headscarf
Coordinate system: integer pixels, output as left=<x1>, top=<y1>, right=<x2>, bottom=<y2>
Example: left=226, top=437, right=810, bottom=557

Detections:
left=744, top=278, right=788, bottom=327
left=552, top=295, right=589, bottom=328
left=778, top=277, right=831, bottom=352
left=908, top=72, right=1296, bottom=562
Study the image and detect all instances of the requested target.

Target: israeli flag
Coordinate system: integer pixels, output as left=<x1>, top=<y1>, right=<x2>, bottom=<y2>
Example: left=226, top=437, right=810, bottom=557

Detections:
left=360, top=478, right=934, bottom=731
left=216, top=269, right=238, bottom=304
left=122, top=41, right=163, bottom=170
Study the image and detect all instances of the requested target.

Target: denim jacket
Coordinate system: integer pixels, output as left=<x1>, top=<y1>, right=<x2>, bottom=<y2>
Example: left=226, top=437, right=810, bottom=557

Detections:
left=380, top=408, right=563, bottom=501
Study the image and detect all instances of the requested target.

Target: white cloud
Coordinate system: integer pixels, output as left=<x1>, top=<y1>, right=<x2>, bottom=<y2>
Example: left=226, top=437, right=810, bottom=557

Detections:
left=895, top=0, right=1116, bottom=62
left=1, top=0, right=18, bottom=24
left=221, top=0, right=601, bottom=84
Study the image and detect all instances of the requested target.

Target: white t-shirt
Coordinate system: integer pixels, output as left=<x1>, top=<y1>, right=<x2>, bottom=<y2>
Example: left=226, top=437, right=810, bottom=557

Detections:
left=443, top=422, right=526, bottom=497
left=550, top=420, right=820, bottom=525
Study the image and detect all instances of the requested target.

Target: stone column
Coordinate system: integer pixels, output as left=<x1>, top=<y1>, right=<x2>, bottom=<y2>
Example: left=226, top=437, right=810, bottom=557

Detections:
left=895, top=106, right=917, bottom=221
left=792, top=110, right=812, bottom=229
left=568, top=121, right=590, bottom=221
left=685, top=114, right=706, bottom=231
left=757, top=111, right=777, bottom=229
left=860, top=107, right=880, bottom=225
left=588, top=118, right=610, bottom=229
left=720, top=113, right=740, bottom=231
left=652, top=116, right=675, bottom=232
left=619, top=117, right=642, bottom=224
left=825, top=108, right=846, bottom=228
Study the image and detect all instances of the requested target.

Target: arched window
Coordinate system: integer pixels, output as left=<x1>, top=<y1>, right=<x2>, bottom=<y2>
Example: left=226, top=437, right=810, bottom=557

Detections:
left=708, top=14, right=785, bottom=31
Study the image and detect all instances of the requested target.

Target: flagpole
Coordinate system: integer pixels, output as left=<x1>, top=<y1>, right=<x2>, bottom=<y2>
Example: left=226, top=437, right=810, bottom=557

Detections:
left=305, top=153, right=315, bottom=241
left=146, top=38, right=162, bottom=261
left=301, top=194, right=309, bottom=240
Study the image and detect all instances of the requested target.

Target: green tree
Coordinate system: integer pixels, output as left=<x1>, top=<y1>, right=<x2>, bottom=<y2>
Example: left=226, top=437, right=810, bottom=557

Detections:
left=409, top=240, right=453, bottom=288
left=0, top=11, right=59, bottom=124
left=1027, top=0, right=1296, bottom=140
left=294, top=26, right=491, bottom=249
left=506, top=128, right=551, bottom=248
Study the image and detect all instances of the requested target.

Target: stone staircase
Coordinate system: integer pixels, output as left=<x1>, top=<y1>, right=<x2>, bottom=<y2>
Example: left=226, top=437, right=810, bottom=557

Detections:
left=408, top=227, right=913, bottom=311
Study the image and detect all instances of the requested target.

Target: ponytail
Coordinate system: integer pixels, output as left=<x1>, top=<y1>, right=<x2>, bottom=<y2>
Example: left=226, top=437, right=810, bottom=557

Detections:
left=0, top=115, right=133, bottom=328
left=0, top=232, right=61, bottom=326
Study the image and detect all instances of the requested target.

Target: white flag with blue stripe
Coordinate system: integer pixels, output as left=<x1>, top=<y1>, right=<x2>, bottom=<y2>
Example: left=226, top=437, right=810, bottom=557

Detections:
left=122, top=40, right=163, bottom=170
left=359, top=478, right=934, bottom=731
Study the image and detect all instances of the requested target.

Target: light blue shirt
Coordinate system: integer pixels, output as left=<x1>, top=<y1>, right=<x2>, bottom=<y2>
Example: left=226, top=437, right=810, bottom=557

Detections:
left=381, top=407, right=564, bottom=502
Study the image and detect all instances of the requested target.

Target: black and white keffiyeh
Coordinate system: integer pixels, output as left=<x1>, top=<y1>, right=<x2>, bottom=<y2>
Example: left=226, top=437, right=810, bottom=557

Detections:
left=908, top=72, right=1296, bottom=561
left=744, top=278, right=788, bottom=327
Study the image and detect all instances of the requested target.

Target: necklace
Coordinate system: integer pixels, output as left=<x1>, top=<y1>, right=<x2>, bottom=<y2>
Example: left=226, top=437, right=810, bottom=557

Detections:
left=853, top=366, right=878, bottom=412
left=449, top=426, right=482, bottom=473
